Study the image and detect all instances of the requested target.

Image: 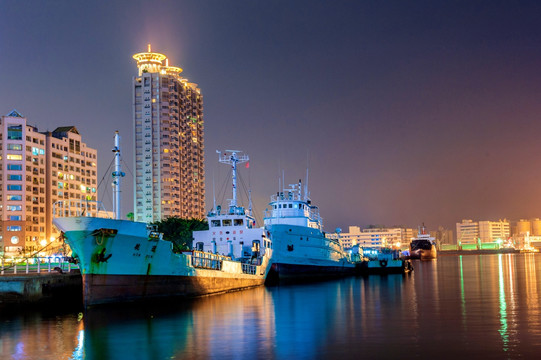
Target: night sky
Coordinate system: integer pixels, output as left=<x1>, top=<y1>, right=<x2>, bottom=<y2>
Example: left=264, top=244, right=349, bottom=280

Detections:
left=2, top=1, right=541, bottom=232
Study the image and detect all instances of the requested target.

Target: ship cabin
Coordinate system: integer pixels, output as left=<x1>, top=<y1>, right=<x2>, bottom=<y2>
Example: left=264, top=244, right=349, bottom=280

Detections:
left=263, top=184, right=322, bottom=230
left=192, top=205, right=271, bottom=262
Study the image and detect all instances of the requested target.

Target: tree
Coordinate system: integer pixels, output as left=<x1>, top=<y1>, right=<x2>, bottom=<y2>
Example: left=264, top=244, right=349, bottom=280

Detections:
left=152, top=217, right=208, bottom=253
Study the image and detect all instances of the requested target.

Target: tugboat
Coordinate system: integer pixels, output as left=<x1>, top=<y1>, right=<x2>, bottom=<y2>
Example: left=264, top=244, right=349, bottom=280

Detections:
left=53, top=137, right=272, bottom=307
left=264, top=177, right=356, bottom=282
left=357, top=247, right=413, bottom=275
left=409, top=224, right=437, bottom=260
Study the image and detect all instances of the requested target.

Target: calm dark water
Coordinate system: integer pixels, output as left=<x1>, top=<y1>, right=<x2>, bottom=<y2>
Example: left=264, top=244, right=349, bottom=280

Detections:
left=2, top=254, right=541, bottom=359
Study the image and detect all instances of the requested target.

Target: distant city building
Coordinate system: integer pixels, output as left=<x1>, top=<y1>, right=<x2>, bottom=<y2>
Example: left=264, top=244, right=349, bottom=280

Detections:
left=331, top=225, right=415, bottom=249
left=0, top=110, right=97, bottom=257
left=456, top=219, right=479, bottom=245
left=514, top=219, right=531, bottom=235
left=479, top=220, right=510, bottom=242
left=456, top=219, right=510, bottom=246
left=532, top=218, right=541, bottom=236
left=433, top=227, right=454, bottom=245
left=132, top=45, right=205, bottom=222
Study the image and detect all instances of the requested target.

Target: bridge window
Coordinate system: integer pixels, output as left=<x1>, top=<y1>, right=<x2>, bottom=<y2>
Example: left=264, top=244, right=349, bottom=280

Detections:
left=211, top=220, right=220, bottom=227
left=234, top=219, right=244, bottom=226
left=222, top=219, right=232, bottom=226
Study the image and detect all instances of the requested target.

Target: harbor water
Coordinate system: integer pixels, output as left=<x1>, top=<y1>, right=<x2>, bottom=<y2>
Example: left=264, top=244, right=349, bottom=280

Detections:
left=2, top=254, right=541, bottom=359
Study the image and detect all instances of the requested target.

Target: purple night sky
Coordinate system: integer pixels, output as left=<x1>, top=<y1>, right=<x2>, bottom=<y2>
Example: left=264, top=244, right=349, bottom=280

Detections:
left=2, top=1, right=541, bottom=231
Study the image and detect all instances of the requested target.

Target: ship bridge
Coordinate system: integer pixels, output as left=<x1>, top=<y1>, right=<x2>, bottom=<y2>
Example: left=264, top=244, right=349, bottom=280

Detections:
left=263, top=184, right=322, bottom=230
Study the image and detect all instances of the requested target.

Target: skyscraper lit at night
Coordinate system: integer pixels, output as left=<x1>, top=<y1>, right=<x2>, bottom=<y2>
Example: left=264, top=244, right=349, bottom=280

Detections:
left=132, top=45, right=205, bottom=222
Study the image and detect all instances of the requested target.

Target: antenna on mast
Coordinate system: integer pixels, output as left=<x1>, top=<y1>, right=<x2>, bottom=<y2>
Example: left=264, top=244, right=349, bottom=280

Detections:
left=248, top=190, right=253, bottom=216
left=217, top=150, right=249, bottom=214
left=212, top=172, right=216, bottom=211
left=304, top=167, right=309, bottom=201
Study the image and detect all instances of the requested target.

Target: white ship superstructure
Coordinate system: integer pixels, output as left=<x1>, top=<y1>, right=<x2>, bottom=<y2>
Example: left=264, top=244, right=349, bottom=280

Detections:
left=264, top=178, right=355, bottom=281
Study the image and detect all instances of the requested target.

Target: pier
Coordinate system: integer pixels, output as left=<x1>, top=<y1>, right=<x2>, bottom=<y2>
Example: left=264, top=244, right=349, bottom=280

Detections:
left=0, top=257, right=82, bottom=305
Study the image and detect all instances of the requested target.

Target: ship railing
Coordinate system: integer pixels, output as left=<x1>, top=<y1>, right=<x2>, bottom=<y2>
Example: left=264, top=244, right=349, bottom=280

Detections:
left=52, top=200, right=113, bottom=219
left=263, top=208, right=322, bottom=223
left=0, top=256, right=79, bottom=276
left=241, top=263, right=257, bottom=275
left=269, top=192, right=302, bottom=202
left=191, top=250, right=228, bottom=271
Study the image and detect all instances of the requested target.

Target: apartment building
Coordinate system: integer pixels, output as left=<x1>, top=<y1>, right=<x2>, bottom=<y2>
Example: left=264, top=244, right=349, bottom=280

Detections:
left=0, top=110, right=97, bottom=257
left=456, top=219, right=510, bottom=245
left=132, top=45, right=205, bottom=222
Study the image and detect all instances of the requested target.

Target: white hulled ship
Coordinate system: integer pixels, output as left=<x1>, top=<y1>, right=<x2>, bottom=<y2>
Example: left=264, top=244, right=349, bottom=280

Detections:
left=263, top=178, right=355, bottom=282
left=53, top=136, right=272, bottom=307
left=409, top=224, right=437, bottom=260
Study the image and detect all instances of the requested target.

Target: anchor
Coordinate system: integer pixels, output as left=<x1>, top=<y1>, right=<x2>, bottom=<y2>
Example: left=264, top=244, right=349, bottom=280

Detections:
left=95, top=248, right=112, bottom=263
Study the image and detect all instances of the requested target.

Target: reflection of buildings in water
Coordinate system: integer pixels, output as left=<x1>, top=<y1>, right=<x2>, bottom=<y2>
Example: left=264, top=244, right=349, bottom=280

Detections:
left=522, top=253, right=541, bottom=342
left=498, top=254, right=509, bottom=351
left=0, top=311, right=82, bottom=359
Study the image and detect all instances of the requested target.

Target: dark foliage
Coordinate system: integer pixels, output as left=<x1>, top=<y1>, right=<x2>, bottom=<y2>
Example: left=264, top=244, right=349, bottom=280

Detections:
left=152, top=217, right=208, bottom=253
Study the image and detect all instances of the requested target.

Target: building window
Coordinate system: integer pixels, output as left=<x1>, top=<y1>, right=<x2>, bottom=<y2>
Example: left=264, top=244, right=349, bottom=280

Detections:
left=7, top=125, right=22, bottom=140
left=7, top=164, right=22, bottom=170
left=7, top=185, right=22, bottom=191
left=7, top=195, right=22, bottom=201
left=7, top=144, right=22, bottom=151
left=7, top=226, right=22, bottom=231
left=6, top=154, right=23, bottom=160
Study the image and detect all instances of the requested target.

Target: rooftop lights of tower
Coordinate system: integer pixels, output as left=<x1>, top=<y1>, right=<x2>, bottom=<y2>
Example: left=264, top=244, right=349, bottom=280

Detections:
left=132, top=43, right=183, bottom=76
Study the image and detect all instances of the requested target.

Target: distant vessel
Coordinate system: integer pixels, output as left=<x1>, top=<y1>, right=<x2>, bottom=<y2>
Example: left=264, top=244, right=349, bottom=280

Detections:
left=409, top=224, right=437, bottom=260
left=53, top=136, right=272, bottom=307
left=264, top=177, right=356, bottom=282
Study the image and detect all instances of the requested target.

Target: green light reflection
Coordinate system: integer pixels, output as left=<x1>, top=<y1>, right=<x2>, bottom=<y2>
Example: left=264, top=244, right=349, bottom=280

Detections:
left=498, top=254, right=508, bottom=352
left=459, top=256, right=466, bottom=321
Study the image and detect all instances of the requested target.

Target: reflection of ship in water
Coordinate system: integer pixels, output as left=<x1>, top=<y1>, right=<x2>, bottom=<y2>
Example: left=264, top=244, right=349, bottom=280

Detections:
left=410, top=224, right=437, bottom=260
left=83, top=287, right=276, bottom=359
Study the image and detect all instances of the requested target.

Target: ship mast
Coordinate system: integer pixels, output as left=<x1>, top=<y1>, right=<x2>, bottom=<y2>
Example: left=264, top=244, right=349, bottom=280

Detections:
left=217, top=150, right=249, bottom=214
left=112, top=131, right=125, bottom=220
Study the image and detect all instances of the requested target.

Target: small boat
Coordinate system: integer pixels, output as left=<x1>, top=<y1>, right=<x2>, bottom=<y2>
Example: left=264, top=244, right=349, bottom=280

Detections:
left=53, top=136, right=272, bottom=307
left=357, top=247, right=413, bottom=275
left=409, top=224, right=437, bottom=260
left=263, top=177, right=356, bottom=282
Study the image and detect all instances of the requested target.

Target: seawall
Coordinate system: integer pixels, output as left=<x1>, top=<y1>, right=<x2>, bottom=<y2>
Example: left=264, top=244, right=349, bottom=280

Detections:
left=0, top=271, right=82, bottom=305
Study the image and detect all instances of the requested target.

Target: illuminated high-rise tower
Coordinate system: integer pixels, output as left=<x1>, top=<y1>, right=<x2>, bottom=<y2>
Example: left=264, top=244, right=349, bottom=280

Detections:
left=132, top=45, right=205, bottom=222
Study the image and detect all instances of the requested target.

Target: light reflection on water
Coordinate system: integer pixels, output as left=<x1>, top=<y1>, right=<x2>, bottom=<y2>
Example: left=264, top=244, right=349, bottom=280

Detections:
left=2, top=255, right=541, bottom=359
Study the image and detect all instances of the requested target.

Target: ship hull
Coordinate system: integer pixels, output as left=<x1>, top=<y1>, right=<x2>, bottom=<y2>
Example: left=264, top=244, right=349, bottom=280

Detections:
left=410, top=247, right=437, bottom=260
left=267, top=262, right=356, bottom=283
left=357, top=259, right=413, bottom=275
left=53, top=217, right=270, bottom=307
left=83, top=273, right=264, bottom=306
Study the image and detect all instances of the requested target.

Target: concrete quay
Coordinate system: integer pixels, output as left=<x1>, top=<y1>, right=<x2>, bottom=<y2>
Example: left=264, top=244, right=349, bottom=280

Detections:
left=0, top=271, right=82, bottom=305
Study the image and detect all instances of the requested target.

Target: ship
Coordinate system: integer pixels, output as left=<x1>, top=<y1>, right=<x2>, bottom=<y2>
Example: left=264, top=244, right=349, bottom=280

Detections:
left=409, top=224, right=437, bottom=260
left=52, top=134, right=272, bottom=307
left=263, top=177, right=356, bottom=282
left=357, top=247, right=413, bottom=275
